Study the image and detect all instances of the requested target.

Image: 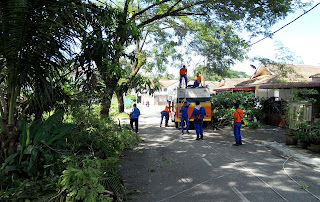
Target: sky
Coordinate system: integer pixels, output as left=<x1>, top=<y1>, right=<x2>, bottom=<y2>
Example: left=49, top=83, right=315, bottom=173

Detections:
left=233, top=1, right=320, bottom=76
left=167, top=1, right=320, bottom=77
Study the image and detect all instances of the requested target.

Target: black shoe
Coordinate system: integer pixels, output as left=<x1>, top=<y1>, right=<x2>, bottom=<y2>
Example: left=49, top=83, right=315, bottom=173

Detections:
left=200, top=135, right=203, bottom=140
left=195, top=137, right=200, bottom=140
left=239, top=140, right=242, bottom=145
left=187, top=130, right=190, bottom=134
left=233, top=142, right=240, bottom=146
left=182, top=131, right=184, bottom=135
left=160, top=124, right=162, bottom=127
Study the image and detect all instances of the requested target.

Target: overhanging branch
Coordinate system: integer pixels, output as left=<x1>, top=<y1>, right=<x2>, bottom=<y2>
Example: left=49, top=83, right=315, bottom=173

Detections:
left=137, top=0, right=212, bottom=28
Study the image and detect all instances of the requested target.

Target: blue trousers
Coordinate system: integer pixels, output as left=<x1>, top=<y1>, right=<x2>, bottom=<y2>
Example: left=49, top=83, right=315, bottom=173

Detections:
left=194, top=80, right=199, bottom=87
left=180, top=75, right=187, bottom=87
left=181, top=115, right=189, bottom=131
left=194, top=121, right=203, bottom=137
left=234, top=122, right=242, bottom=142
left=161, top=111, right=169, bottom=124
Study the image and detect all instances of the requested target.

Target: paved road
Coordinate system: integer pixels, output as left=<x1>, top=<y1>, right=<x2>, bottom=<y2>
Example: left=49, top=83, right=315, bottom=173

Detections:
left=120, top=105, right=320, bottom=202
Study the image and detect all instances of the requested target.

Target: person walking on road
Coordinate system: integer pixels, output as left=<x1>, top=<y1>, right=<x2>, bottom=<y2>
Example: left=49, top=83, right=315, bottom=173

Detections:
left=179, top=65, right=187, bottom=88
left=180, top=98, right=190, bottom=135
left=160, top=100, right=171, bottom=127
left=190, top=101, right=206, bottom=140
left=233, top=103, right=243, bottom=146
left=130, top=103, right=140, bottom=133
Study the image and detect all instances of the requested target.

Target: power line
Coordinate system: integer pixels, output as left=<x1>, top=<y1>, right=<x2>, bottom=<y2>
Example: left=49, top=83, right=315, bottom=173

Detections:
left=250, top=2, right=320, bottom=46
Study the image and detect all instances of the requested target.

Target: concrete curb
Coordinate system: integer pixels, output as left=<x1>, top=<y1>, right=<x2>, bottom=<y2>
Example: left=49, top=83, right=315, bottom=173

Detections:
left=261, top=141, right=320, bottom=169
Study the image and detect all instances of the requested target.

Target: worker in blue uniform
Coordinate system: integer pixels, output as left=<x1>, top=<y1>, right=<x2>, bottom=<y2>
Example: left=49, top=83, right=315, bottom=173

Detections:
left=190, top=101, right=206, bottom=140
left=130, top=103, right=140, bottom=133
left=180, top=98, right=190, bottom=135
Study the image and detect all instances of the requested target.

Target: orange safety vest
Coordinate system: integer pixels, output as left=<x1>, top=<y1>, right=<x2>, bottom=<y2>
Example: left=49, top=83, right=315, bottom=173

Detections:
left=195, top=76, right=201, bottom=83
left=234, top=109, right=243, bottom=123
left=162, top=104, right=171, bottom=113
left=180, top=68, right=187, bottom=75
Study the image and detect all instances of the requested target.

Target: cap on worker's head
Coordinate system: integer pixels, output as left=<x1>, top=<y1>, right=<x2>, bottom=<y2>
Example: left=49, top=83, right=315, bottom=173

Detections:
left=133, top=103, right=137, bottom=107
left=183, top=101, right=187, bottom=104
left=183, top=65, right=186, bottom=68
left=196, top=101, right=200, bottom=105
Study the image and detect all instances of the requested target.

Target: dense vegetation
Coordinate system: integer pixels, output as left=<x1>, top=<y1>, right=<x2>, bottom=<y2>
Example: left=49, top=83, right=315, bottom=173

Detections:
left=0, top=105, right=139, bottom=201
left=211, top=91, right=264, bottom=129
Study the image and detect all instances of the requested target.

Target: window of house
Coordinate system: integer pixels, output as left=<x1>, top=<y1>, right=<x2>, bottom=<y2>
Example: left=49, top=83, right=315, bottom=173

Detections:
left=163, top=88, right=167, bottom=92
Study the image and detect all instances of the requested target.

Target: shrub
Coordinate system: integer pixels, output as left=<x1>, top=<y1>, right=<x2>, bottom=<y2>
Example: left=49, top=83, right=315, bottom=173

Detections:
left=212, top=91, right=264, bottom=128
left=58, top=155, right=116, bottom=202
left=68, top=106, right=140, bottom=158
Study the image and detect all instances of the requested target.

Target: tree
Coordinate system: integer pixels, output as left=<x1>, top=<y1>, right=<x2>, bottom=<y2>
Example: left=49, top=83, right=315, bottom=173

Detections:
left=251, top=40, right=305, bottom=81
left=274, top=40, right=304, bottom=64
left=105, top=0, right=305, bottom=114
left=193, top=65, right=249, bottom=81
left=0, top=0, right=93, bottom=158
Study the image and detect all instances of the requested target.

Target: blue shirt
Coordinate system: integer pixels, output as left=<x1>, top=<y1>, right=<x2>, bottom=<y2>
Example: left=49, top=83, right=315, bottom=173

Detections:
left=131, top=107, right=140, bottom=119
left=191, top=105, right=206, bottom=121
left=180, top=101, right=190, bottom=117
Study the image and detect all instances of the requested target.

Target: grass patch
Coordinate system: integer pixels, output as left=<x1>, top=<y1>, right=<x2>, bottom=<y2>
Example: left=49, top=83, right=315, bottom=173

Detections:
left=114, top=113, right=130, bottom=119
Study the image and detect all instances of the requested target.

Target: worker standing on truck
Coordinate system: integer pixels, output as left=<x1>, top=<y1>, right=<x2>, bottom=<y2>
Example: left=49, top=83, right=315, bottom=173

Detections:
left=190, top=101, right=206, bottom=140
left=179, top=65, right=187, bottom=88
left=180, top=98, right=190, bottom=135
left=160, top=100, right=171, bottom=127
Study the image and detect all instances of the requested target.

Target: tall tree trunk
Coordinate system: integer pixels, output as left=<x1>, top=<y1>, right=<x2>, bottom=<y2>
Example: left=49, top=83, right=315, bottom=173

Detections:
left=0, top=125, right=19, bottom=160
left=100, top=97, right=112, bottom=118
left=0, top=83, right=20, bottom=160
left=116, top=90, right=125, bottom=113
left=100, top=77, right=119, bottom=117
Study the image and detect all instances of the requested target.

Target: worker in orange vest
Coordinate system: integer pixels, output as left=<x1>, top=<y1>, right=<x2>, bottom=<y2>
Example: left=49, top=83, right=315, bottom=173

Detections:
left=160, top=100, right=171, bottom=127
left=179, top=65, right=187, bottom=88
left=188, top=73, right=202, bottom=88
left=194, top=73, right=202, bottom=87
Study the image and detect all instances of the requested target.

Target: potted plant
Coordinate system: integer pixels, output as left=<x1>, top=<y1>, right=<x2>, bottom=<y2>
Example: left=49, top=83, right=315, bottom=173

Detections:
left=284, top=129, right=298, bottom=145
left=309, top=125, right=320, bottom=153
left=296, top=121, right=310, bottom=149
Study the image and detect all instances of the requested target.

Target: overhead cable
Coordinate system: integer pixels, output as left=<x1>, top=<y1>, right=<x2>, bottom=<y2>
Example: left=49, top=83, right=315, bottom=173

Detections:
left=250, top=2, right=320, bottom=46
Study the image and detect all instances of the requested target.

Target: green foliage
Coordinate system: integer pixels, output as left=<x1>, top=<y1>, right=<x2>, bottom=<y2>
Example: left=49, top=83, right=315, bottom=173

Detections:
left=1, top=110, right=74, bottom=176
left=0, top=110, right=75, bottom=200
left=309, top=125, right=320, bottom=144
left=58, top=155, right=114, bottom=202
left=193, top=65, right=249, bottom=81
left=290, top=88, right=319, bottom=103
left=295, top=121, right=310, bottom=142
left=245, top=121, right=261, bottom=129
left=284, top=88, right=319, bottom=129
left=68, top=106, right=140, bottom=159
left=126, top=95, right=137, bottom=102
left=212, top=91, right=263, bottom=127
left=1, top=105, right=139, bottom=201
